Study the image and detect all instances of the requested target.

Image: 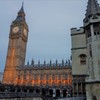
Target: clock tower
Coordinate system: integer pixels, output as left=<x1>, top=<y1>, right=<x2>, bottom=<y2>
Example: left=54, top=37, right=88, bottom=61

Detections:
left=3, top=3, right=29, bottom=84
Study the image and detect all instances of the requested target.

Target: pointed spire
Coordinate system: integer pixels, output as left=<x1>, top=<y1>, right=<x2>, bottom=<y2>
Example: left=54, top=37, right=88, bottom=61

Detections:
left=13, top=2, right=25, bottom=23
left=44, top=60, right=46, bottom=66
left=56, top=59, right=58, bottom=66
left=27, top=61, right=29, bottom=66
left=31, top=59, right=34, bottom=65
left=38, top=60, right=40, bottom=67
left=19, top=2, right=24, bottom=13
left=85, top=0, right=100, bottom=19
left=66, top=60, right=68, bottom=65
left=50, top=60, right=52, bottom=66
left=62, top=59, right=64, bottom=66
left=18, top=2, right=25, bottom=16
left=68, top=60, right=71, bottom=66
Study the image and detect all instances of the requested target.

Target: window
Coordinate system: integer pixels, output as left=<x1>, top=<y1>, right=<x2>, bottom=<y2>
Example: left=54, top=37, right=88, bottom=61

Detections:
left=79, top=54, right=87, bottom=65
left=89, top=44, right=92, bottom=57
left=94, top=32, right=96, bottom=35
left=94, top=24, right=100, bottom=36
left=85, top=27, right=91, bottom=38
left=94, top=31, right=100, bottom=35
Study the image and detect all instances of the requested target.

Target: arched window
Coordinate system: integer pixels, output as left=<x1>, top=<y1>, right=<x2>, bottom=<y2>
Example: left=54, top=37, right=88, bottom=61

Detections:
left=79, top=54, right=87, bottom=65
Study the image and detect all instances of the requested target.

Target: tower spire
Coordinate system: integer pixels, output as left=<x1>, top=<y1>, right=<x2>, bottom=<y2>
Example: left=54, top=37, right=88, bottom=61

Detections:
left=18, top=2, right=25, bottom=17
left=19, top=2, right=24, bottom=13
left=85, top=0, right=100, bottom=19
left=13, top=2, right=26, bottom=23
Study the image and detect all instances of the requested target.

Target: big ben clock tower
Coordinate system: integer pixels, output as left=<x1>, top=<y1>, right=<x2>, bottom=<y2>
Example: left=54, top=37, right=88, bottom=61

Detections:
left=3, top=3, right=29, bottom=84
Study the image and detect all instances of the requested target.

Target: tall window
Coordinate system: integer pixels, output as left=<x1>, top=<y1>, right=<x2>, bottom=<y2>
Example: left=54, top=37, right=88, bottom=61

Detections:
left=85, top=27, right=91, bottom=38
left=79, top=54, right=87, bottom=65
left=89, top=44, right=92, bottom=57
left=94, top=23, right=100, bottom=36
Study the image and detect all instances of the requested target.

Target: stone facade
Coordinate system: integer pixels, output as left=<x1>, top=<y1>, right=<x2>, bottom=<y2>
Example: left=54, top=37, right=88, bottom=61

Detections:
left=15, top=62, right=72, bottom=97
left=71, top=0, right=100, bottom=100
left=71, top=27, right=87, bottom=97
left=71, top=27, right=87, bottom=75
left=15, top=62, right=72, bottom=87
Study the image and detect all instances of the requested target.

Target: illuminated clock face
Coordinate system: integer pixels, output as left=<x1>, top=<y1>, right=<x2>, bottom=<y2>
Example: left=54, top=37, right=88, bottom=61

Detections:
left=12, top=26, right=19, bottom=33
left=24, top=28, right=27, bottom=36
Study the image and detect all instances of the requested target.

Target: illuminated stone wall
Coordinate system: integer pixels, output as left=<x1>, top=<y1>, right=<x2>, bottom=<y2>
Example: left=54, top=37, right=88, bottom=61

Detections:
left=15, top=62, right=72, bottom=87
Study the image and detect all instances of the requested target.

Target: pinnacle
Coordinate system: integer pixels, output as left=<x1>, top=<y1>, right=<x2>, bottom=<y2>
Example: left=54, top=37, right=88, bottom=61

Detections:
left=13, top=2, right=26, bottom=23
left=19, top=2, right=24, bottom=13
left=85, top=0, right=100, bottom=18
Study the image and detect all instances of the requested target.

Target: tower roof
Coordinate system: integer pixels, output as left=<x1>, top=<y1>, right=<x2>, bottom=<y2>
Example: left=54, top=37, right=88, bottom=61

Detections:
left=14, top=2, right=26, bottom=23
left=19, top=2, right=25, bottom=14
left=85, top=0, right=100, bottom=18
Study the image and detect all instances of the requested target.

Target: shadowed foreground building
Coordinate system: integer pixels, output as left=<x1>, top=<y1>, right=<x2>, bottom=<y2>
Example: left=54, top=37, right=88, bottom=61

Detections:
left=71, top=0, right=100, bottom=100
left=3, top=3, right=72, bottom=98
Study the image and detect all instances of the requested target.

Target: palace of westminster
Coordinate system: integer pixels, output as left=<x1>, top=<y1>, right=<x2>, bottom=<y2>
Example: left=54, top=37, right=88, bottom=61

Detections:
left=2, top=0, right=100, bottom=100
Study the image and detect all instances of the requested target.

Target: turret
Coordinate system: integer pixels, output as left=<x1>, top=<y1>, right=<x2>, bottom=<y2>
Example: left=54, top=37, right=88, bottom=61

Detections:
left=84, top=0, right=100, bottom=26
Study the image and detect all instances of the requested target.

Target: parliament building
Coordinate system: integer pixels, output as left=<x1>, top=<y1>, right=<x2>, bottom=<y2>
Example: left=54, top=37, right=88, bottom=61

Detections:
left=2, top=3, right=72, bottom=98
left=3, top=0, right=100, bottom=99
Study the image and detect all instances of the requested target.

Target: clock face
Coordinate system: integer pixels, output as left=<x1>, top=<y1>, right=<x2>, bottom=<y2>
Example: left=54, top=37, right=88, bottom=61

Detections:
left=24, top=28, right=27, bottom=36
left=12, top=26, right=19, bottom=33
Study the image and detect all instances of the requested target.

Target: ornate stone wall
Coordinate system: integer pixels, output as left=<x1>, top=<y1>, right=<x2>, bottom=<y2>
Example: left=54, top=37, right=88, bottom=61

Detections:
left=15, top=62, right=72, bottom=88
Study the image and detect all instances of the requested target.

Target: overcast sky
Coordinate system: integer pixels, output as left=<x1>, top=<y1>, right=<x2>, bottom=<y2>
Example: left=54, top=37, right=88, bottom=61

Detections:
left=1, top=0, right=100, bottom=72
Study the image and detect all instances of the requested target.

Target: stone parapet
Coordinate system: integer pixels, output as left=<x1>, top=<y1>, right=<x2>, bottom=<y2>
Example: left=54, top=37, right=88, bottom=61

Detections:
left=71, top=27, right=84, bottom=35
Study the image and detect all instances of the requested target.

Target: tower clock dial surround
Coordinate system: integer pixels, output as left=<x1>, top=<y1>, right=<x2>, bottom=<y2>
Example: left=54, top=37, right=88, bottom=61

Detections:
left=24, top=28, right=27, bottom=36
left=12, top=26, right=19, bottom=33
